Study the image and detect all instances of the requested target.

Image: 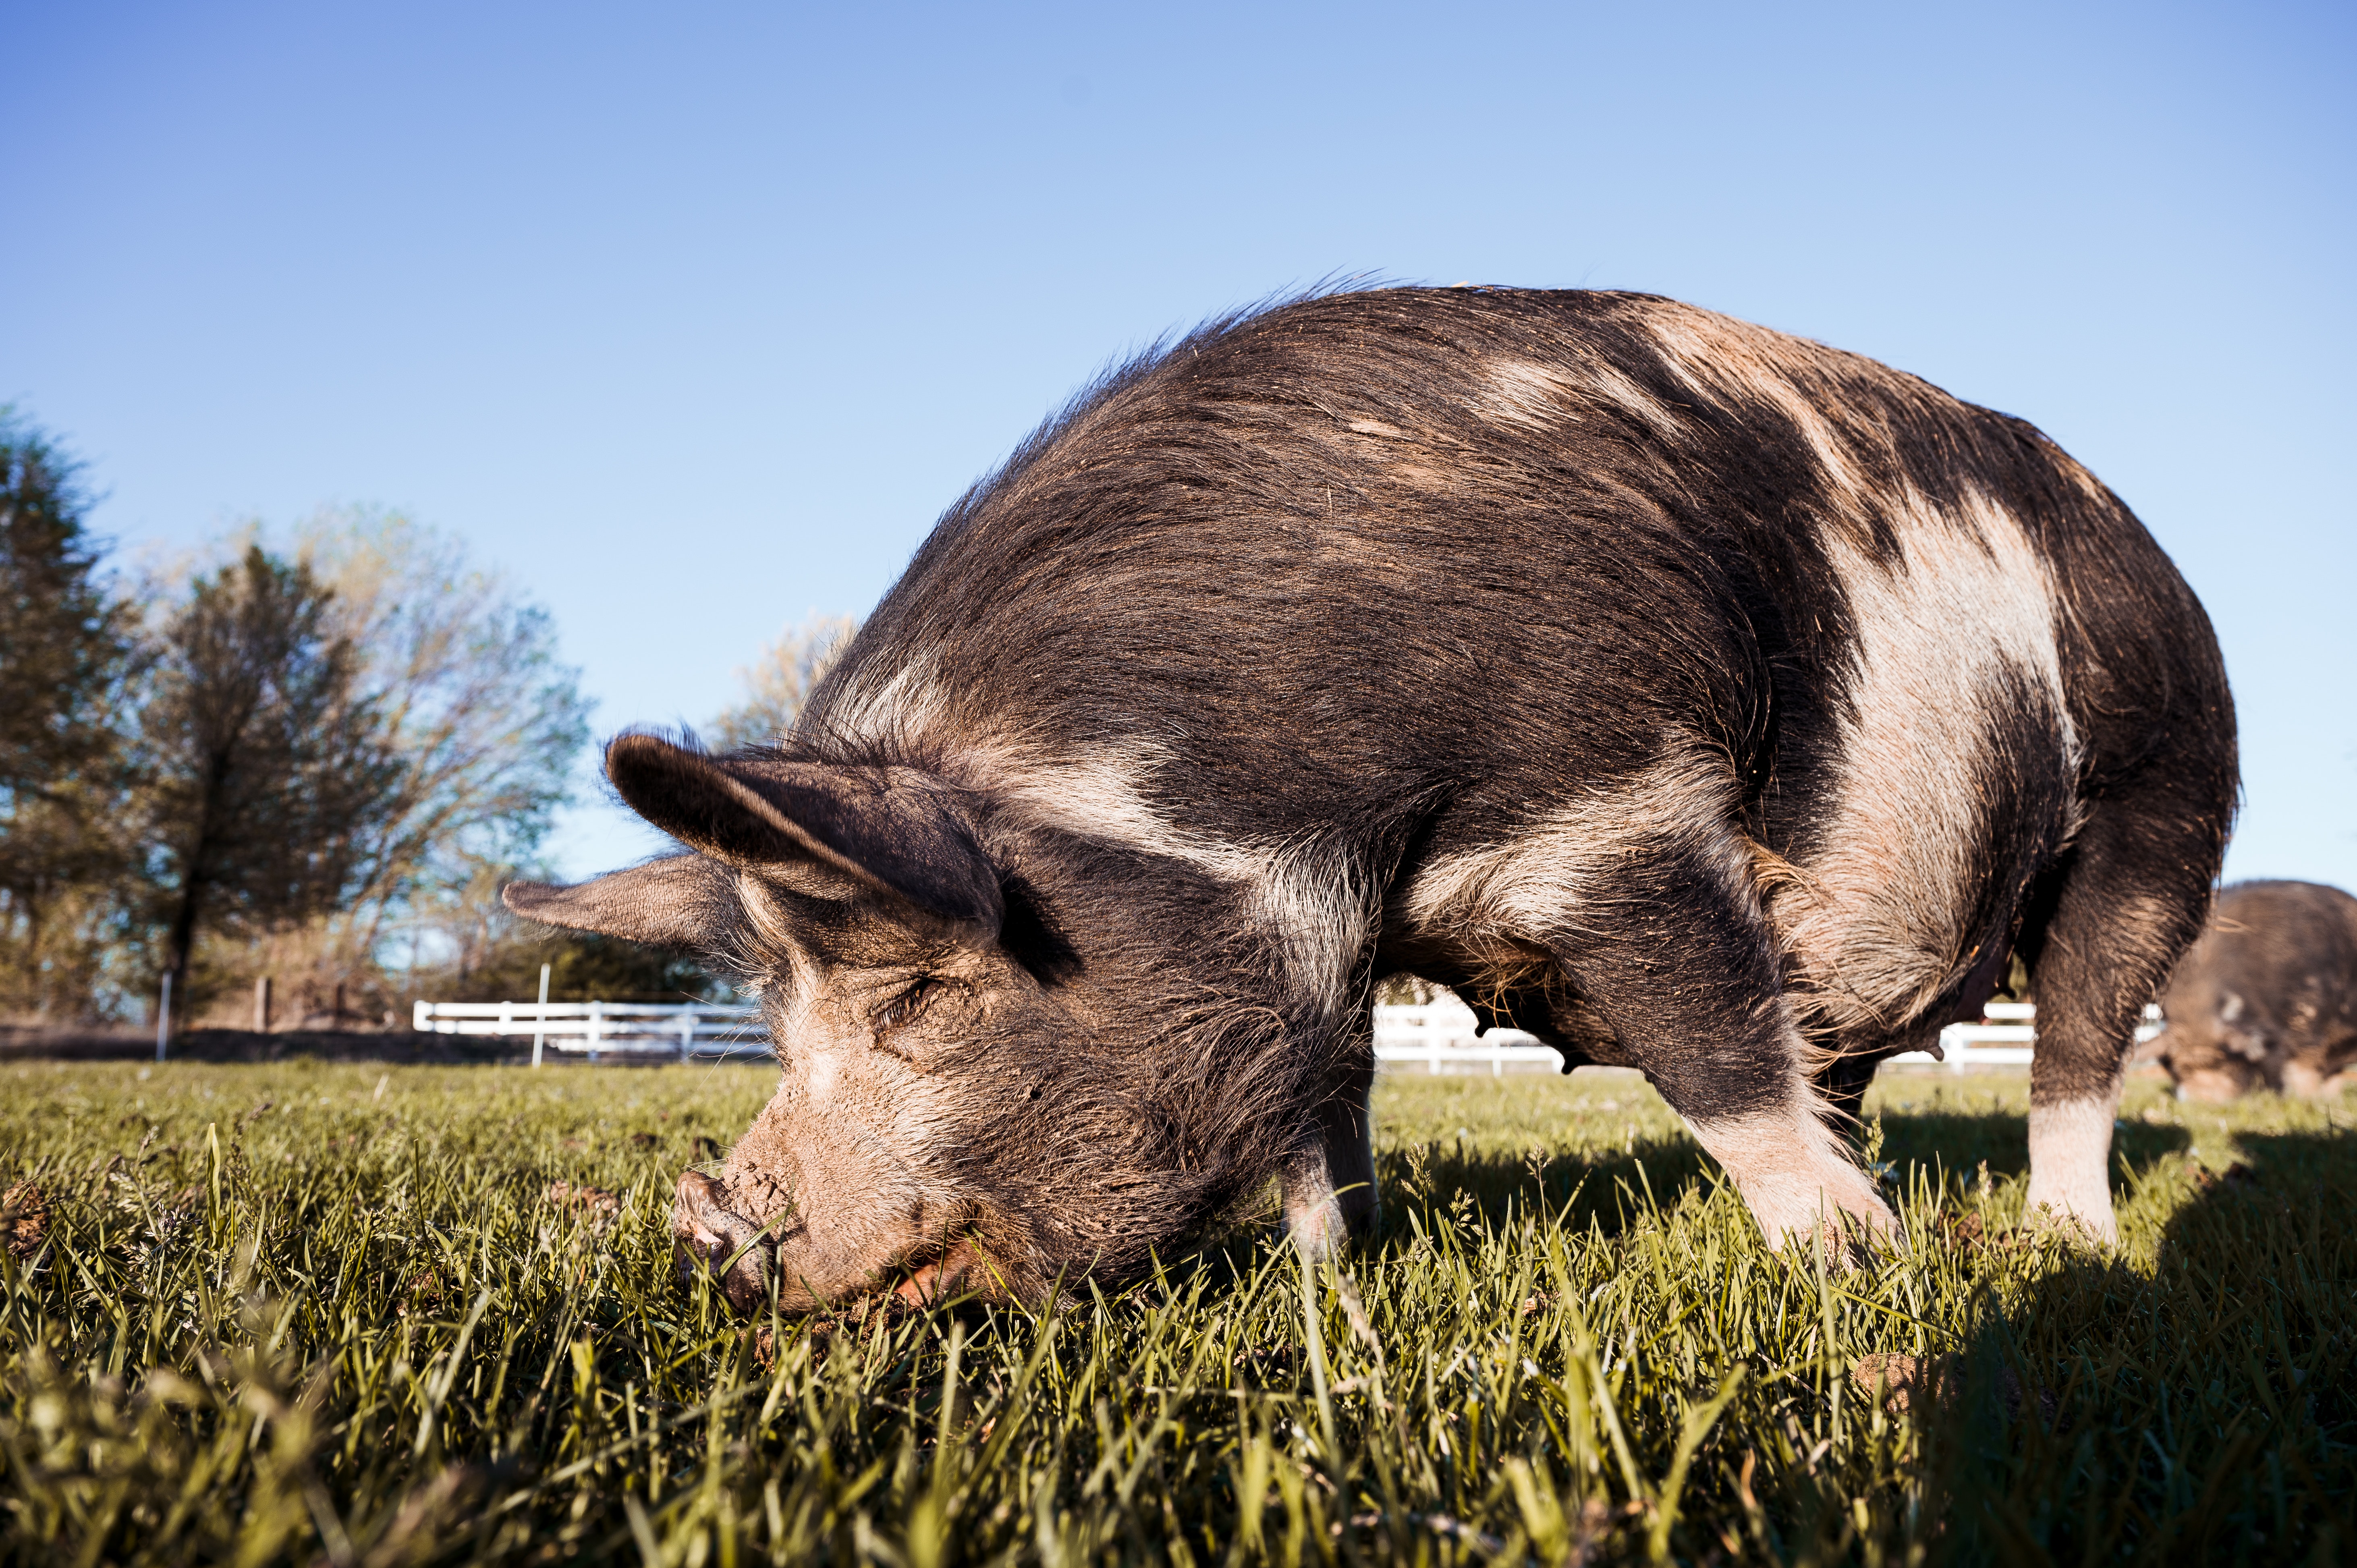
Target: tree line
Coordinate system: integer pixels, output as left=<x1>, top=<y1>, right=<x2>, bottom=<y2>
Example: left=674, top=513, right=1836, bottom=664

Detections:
left=0, top=409, right=737, bottom=1031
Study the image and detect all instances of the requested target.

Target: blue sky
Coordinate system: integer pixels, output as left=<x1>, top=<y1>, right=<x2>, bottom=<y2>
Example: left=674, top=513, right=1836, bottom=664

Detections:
left=5, top=1, right=2351, bottom=888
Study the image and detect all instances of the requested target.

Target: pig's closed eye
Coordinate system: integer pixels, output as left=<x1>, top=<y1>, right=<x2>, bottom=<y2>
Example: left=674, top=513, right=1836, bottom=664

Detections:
left=876, top=979, right=936, bottom=1037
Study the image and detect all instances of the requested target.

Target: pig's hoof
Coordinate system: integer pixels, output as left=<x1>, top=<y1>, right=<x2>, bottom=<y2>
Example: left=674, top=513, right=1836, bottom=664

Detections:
left=1768, top=1213, right=1892, bottom=1271
left=1741, top=1170, right=1898, bottom=1267
left=2023, top=1201, right=2119, bottom=1249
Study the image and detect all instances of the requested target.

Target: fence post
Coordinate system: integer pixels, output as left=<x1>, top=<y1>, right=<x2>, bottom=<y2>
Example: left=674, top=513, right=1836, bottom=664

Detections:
left=533, top=964, right=550, bottom=1069
left=679, top=1004, right=695, bottom=1063
left=253, top=975, right=272, bottom=1033
left=155, top=972, right=172, bottom=1064
left=588, top=997, right=603, bottom=1064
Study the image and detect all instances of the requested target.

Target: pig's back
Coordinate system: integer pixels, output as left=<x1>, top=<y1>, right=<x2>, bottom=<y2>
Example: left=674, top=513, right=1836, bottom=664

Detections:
left=808, top=287, right=2191, bottom=865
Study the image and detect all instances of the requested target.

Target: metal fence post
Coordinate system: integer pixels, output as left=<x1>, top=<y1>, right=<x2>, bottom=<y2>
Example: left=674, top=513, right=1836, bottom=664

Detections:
left=155, top=972, right=171, bottom=1064
left=533, top=964, right=549, bottom=1069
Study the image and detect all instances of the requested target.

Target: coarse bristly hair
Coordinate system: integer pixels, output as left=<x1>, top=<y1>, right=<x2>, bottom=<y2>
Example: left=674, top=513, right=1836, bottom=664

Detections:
left=515, top=284, right=2236, bottom=1298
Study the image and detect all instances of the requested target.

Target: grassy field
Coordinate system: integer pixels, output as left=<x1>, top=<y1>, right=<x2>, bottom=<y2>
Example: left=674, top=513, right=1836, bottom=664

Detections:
left=1, top=1058, right=2349, bottom=1566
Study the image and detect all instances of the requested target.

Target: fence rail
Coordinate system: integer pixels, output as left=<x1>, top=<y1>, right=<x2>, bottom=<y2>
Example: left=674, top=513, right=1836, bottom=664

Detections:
left=414, top=996, right=2166, bottom=1073
left=1363, top=998, right=2159, bottom=1074
left=411, top=999, right=768, bottom=1065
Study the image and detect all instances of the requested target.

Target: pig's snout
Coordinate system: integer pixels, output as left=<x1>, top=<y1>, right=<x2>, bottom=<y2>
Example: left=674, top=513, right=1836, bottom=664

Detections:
left=672, top=1170, right=776, bottom=1314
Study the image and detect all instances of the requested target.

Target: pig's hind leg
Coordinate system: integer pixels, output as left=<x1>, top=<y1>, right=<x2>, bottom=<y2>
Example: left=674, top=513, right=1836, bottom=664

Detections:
left=2014, top=775, right=2228, bottom=1243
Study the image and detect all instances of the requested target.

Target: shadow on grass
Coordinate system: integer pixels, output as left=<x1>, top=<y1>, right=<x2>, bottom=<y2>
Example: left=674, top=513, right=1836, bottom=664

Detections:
left=1368, top=1107, right=2199, bottom=1242
left=1372, top=1135, right=1721, bottom=1243
left=1874, top=1104, right=2193, bottom=1184
left=1131, top=1137, right=1734, bottom=1309
left=0, top=1027, right=534, bottom=1065
left=1116, top=1099, right=2344, bottom=1563
left=1925, top=1125, right=2357, bottom=1566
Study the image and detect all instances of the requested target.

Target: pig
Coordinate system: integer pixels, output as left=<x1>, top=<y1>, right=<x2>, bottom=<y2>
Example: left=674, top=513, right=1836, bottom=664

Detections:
left=506, top=286, right=2236, bottom=1311
left=2154, top=880, right=2357, bottom=1101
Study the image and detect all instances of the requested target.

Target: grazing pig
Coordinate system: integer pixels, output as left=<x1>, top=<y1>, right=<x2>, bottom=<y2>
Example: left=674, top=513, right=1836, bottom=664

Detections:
left=507, top=287, right=2236, bottom=1309
left=2154, top=880, right=2357, bottom=1101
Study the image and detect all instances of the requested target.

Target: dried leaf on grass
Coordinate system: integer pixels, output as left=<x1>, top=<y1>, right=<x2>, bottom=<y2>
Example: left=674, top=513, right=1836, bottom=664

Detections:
left=2, top=1180, right=47, bottom=1257
left=545, top=1181, right=619, bottom=1215
left=1852, top=1352, right=1948, bottom=1415
left=1937, top=1207, right=2054, bottom=1259
left=2189, top=1160, right=2256, bottom=1193
left=1851, top=1352, right=2057, bottom=1424
left=404, top=1271, right=445, bottom=1311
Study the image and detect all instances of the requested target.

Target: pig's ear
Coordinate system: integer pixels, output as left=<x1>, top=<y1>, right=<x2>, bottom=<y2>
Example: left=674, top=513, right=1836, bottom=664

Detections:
left=502, top=855, right=720, bottom=946
left=603, top=732, right=1003, bottom=931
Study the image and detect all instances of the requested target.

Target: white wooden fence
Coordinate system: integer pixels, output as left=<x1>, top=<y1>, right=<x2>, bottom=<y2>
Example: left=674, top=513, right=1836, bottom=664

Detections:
left=413, top=993, right=2163, bottom=1072
left=411, top=999, right=769, bottom=1066
left=1363, top=995, right=2160, bottom=1074
left=1369, top=999, right=1558, bottom=1074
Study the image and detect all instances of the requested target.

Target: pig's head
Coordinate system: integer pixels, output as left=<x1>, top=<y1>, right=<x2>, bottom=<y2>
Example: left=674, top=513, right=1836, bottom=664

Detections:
left=2156, top=987, right=2276, bottom=1102
left=505, top=733, right=1299, bottom=1313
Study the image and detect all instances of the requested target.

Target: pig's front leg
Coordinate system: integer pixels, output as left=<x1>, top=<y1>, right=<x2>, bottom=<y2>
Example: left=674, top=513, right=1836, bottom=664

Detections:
left=1541, top=834, right=1895, bottom=1253
left=1403, top=774, right=1895, bottom=1253
left=1281, top=1052, right=1379, bottom=1260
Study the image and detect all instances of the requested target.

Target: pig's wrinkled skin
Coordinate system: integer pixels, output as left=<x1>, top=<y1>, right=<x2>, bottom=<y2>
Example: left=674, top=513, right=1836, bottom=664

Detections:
left=507, top=288, right=2235, bottom=1309
left=2154, top=881, right=2357, bottom=1103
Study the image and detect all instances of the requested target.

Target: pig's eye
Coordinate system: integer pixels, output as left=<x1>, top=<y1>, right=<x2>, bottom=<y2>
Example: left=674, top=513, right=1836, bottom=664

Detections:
left=875, top=979, right=937, bottom=1037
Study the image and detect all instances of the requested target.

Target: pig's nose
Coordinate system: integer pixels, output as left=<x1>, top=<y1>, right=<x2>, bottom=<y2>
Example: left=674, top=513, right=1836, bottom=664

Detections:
left=672, top=1170, right=774, bottom=1314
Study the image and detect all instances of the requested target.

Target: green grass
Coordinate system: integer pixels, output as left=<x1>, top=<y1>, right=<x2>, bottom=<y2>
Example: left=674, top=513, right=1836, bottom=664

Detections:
left=2, top=1058, right=2350, bottom=1565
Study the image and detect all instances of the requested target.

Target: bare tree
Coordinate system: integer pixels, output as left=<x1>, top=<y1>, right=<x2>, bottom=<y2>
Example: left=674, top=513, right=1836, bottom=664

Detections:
left=708, top=613, right=859, bottom=751
left=294, top=510, right=590, bottom=951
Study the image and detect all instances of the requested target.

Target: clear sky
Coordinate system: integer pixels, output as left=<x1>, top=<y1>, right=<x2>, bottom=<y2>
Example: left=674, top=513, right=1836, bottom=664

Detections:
left=6, top=1, right=2351, bottom=888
